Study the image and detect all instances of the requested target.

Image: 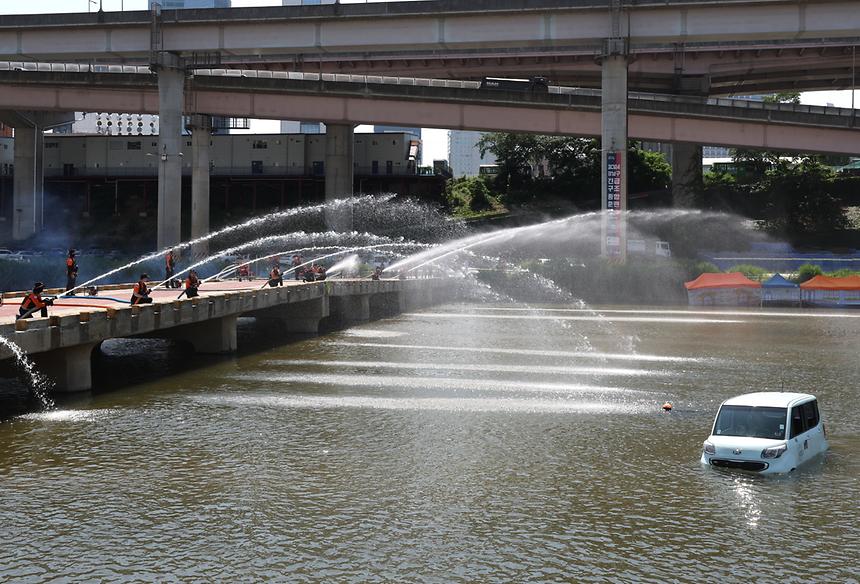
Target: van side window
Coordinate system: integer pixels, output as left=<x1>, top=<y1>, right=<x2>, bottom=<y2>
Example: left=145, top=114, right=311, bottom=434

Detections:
left=790, top=406, right=807, bottom=438
left=803, top=400, right=819, bottom=430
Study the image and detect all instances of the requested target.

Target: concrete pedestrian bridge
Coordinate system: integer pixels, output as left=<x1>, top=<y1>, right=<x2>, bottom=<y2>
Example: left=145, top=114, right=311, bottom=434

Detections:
left=0, top=278, right=450, bottom=393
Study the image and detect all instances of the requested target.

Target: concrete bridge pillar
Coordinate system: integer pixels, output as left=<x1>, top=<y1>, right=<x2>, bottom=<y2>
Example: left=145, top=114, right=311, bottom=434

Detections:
left=334, top=294, right=371, bottom=324
left=370, top=290, right=407, bottom=318
left=671, top=142, right=703, bottom=208
left=254, top=296, right=331, bottom=334
left=12, top=126, right=43, bottom=241
left=324, top=123, right=354, bottom=231
left=600, top=33, right=628, bottom=259
left=164, top=315, right=238, bottom=354
left=33, top=342, right=99, bottom=393
left=189, top=115, right=211, bottom=259
left=285, top=296, right=330, bottom=334
left=156, top=54, right=185, bottom=249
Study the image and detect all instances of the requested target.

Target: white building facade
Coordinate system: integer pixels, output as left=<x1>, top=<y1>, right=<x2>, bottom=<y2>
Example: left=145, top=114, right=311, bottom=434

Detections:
left=448, top=131, right=496, bottom=177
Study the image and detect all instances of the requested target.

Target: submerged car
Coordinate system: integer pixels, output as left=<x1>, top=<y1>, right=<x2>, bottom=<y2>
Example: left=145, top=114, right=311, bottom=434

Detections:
left=701, top=392, right=828, bottom=474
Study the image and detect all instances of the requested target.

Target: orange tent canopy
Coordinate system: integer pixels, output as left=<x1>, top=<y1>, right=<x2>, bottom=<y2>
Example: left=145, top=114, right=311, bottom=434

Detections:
left=684, top=272, right=761, bottom=290
left=799, top=275, right=860, bottom=290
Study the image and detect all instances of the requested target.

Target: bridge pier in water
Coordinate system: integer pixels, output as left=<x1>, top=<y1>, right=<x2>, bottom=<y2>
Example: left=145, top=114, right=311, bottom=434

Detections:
left=600, top=52, right=629, bottom=259
left=33, top=342, right=99, bottom=393
left=255, top=296, right=332, bottom=335
left=159, top=315, right=239, bottom=355
left=155, top=53, right=185, bottom=249
left=11, top=125, right=43, bottom=241
left=189, top=115, right=212, bottom=259
left=324, top=123, right=355, bottom=231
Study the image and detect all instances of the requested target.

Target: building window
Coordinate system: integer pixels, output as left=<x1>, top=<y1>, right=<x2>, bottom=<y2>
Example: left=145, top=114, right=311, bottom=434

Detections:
left=252, top=140, right=268, bottom=149
left=127, top=141, right=141, bottom=150
left=45, top=142, right=59, bottom=149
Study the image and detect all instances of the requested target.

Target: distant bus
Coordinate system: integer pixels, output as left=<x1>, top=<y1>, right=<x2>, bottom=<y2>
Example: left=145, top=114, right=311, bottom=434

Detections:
left=480, top=77, right=550, bottom=93
left=478, top=164, right=500, bottom=176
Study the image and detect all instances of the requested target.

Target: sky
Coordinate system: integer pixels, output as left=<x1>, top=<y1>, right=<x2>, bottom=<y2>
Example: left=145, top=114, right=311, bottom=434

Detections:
left=2, top=0, right=859, bottom=164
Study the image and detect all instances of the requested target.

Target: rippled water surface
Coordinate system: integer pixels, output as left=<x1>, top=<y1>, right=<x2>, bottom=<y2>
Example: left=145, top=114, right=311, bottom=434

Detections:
left=1, top=304, right=859, bottom=582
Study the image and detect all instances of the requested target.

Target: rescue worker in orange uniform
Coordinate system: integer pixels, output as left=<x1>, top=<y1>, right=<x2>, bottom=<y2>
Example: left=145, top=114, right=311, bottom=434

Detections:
left=65, top=249, right=78, bottom=294
left=17, top=282, right=52, bottom=320
left=131, top=274, right=153, bottom=305
left=267, top=265, right=283, bottom=287
left=184, top=270, right=201, bottom=298
left=165, top=249, right=179, bottom=289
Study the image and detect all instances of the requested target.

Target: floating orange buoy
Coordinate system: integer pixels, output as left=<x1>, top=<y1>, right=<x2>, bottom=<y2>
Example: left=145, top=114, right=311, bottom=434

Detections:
left=661, top=402, right=673, bottom=411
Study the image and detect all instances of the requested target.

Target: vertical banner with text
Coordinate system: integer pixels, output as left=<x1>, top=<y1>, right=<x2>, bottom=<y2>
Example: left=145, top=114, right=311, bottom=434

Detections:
left=604, top=150, right=626, bottom=259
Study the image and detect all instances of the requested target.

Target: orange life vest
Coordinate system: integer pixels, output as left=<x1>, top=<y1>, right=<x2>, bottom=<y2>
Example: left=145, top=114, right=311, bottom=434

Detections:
left=132, top=281, right=149, bottom=305
left=20, top=293, right=45, bottom=311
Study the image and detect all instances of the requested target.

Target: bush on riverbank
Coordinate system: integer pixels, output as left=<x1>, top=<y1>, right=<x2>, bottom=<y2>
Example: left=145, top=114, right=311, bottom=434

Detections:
left=727, top=263, right=769, bottom=282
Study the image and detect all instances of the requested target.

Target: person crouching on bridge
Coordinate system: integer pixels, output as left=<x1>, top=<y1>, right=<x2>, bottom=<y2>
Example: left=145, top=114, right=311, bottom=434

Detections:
left=65, top=248, right=78, bottom=295
left=268, top=265, right=283, bottom=287
left=17, top=282, right=52, bottom=320
left=131, top=274, right=153, bottom=305
left=184, top=270, right=201, bottom=298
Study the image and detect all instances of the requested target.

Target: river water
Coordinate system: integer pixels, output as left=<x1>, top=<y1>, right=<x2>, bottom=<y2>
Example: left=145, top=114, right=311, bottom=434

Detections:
left=1, top=304, right=858, bottom=582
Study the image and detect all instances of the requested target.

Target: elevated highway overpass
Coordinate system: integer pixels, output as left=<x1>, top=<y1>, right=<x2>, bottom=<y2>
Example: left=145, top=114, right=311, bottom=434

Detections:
left=2, top=0, right=859, bottom=250
left=1, top=0, right=859, bottom=94
left=1, top=67, right=858, bottom=156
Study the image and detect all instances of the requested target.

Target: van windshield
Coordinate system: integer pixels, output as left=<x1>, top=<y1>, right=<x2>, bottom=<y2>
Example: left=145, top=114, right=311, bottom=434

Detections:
left=714, top=405, right=787, bottom=439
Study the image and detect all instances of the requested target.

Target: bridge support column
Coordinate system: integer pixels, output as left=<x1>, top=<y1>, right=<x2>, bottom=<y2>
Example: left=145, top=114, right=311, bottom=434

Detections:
left=12, top=126, right=43, bottom=241
left=255, top=296, right=330, bottom=334
left=370, top=290, right=407, bottom=318
left=167, top=315, right=238, bottom=354
left=600, top=49, right=628, bottom=259
left=156, top=54, right=185, bottom=249
left=324, top=123, right=354, bottom=231
left=190, top=115, right=211, bottom=259
left=34, top=342, right=99, bottom=393
left=671, top=142, right=703, bottom=208
left=333, top=294, right=370, bottom=325
left=285, top=296, right=330, bottom=334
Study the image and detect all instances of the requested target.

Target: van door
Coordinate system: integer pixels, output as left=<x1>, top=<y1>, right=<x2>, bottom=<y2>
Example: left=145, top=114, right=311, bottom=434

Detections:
left=801, top=400, right=825, bottom=455
left=789, top=405, right=808, bottom=463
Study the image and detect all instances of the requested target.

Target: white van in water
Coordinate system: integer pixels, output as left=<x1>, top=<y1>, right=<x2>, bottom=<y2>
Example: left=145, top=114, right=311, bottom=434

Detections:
left=701, top=392, right=828, bottom=474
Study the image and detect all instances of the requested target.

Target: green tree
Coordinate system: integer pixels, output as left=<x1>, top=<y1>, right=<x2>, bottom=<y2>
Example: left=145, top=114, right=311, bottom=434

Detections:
left=477, top=132, right=547, bottom=194
left=628, top=146, right=671, bottom=193
left=757, top=157, right=847, bottom=235
left=762, top=91, right=802, bottom=105
left=477, top=133, right=670, bottom=208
